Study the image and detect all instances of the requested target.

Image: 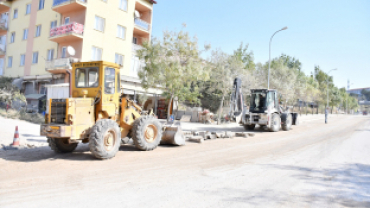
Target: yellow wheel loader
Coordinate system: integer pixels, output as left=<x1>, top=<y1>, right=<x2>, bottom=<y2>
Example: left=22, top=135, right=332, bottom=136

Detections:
left=40, top=61, right=184, bottom=159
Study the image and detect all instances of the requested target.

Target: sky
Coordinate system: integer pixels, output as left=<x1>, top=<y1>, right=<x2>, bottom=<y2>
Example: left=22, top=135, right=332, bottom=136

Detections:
left=150, top=0, right=370, bottom=90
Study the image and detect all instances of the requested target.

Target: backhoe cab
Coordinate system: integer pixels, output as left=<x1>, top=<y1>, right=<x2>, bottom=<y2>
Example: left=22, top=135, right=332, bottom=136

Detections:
left=40, top=61, right=182, bottom=159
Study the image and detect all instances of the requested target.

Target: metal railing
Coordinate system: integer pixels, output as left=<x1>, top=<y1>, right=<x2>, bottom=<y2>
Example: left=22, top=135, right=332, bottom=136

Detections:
left=134, top=18, right=150, bottom=31
left=50, top=22, right=84, bottom=37
left=0, top=19, right=7, bottom=29
left=45, top=58, right=79, bottom=71
left=53, top=0, right=87, bottom=7
left=132, top=44, right=143, bottom=52
left=0, top=44, right=6, bottom=54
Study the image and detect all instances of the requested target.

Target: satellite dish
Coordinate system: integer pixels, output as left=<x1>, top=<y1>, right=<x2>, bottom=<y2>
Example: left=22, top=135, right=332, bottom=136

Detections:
left=67, top=46, right=76, bottom=57
left=134, top=10, right=141, bottom=19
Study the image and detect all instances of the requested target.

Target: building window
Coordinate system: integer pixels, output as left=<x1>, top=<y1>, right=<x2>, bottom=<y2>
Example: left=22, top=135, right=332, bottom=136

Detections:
left=32, top=52, right=38, bottom=64
left=7, top=56, right=12, bottom=68
left=133, top=37, right=137, bottom=44
left=35, top=25, right=41, bottom=37
left=92, top=46, right=102, bottom=61
left=119, top=0, right=127, bottom=11
left=117, top=25, right=126, bottom=39
left=115, top=53, right=123, bottom=65
left=39, top=0, right=45, bottom=10
left=10, top=32, right=15, bottom=43
left=47, top=49, right=54, bottom=61
left=61, top=47, right=67, bottom=58
left=64, top=17, right=70, bottom=24
left=94, top=16, right=105, bottom=32
left=23, top=29, right=28, bottom=40
left=26, top=4, right=31, bottom=15
left=50, top=20, right=57, bottom=29
left=20, top=54, right=25, bottom=66
left=13, top=9, right=18, bottom=19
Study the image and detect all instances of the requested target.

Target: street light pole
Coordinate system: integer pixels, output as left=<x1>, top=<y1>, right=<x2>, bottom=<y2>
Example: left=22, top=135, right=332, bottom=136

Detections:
left=268, top=26, right=288, bottom=89
left=347, top=83, right=354, bottom=114
left=326, top=69, right=337, bottom=109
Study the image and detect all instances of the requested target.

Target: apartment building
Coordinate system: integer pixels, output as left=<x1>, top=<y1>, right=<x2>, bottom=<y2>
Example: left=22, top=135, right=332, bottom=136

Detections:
left=0, top=0, right=158, bottom=96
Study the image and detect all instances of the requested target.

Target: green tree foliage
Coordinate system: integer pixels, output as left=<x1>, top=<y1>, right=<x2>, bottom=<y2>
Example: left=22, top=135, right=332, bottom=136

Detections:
left=361, top=89, right=370, bottom=101
left=136, top=28, right=210, bottom=119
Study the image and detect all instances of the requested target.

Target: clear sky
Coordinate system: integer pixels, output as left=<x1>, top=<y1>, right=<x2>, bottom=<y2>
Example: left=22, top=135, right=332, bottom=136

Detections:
left=150, top=0, right=370, bottom=89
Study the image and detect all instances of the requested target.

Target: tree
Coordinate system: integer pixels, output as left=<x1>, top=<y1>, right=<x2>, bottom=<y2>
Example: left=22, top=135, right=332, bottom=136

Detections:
left=233, top=42, right=255, bottom=71
left=137, top=28, right=210, bottom=120
left=361, top=89, right=370, bottom=101
left=206, top=49, right=245, bottom=124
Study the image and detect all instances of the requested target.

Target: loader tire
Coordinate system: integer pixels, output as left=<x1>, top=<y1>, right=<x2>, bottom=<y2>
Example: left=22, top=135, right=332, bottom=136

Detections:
left=244, top=124, right=255, bottom=130
left=89, top=119, right=121, bottom=159
left=132, top=116, right=162, bottom=151
left=281, top=114, right=292, bottom=131
left=269, top=114, right=280, bottom=132
left=47, top=137, right=78, bottom=153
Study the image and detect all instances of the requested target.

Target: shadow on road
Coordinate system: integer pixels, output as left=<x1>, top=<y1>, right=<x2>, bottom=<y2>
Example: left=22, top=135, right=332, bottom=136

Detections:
left=0, top=142, right=167, bottom=162
left=199, top=163, right=370, bottom=207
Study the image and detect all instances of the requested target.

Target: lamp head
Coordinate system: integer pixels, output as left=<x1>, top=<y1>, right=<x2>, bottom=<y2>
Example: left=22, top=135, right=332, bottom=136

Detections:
left=281, top=26, right=288, bottom=30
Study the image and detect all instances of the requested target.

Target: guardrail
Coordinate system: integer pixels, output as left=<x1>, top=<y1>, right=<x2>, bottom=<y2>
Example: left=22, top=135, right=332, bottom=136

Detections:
left=50, top=22, right=84, bottom=37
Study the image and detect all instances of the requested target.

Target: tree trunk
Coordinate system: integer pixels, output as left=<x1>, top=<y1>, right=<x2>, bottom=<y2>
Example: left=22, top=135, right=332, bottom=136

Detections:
left=217, top=95, right=225, bottom=125
left=167, top=94, right=173, bottom=122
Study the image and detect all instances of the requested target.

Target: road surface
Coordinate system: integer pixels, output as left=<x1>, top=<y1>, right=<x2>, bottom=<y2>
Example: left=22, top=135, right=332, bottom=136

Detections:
left=0, top=115, right=369, bottom=207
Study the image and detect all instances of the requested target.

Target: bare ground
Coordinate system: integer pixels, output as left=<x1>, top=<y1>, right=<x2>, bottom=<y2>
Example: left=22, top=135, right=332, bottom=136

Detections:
left=0, top=115, right=369, bottom=207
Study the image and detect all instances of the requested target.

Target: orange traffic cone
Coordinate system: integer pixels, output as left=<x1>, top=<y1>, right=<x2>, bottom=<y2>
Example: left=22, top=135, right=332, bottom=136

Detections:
left=12, top=126, right=20, bottom=146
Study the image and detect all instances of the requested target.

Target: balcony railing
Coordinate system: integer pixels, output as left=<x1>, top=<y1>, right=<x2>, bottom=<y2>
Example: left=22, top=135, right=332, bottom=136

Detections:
left=134, top=18, right=150, bottom=31
left=0, top=19, right=7, bottom=30
left=53, top=0, right=86, bottom=7
left=50, top=22, right=84, bottom=37
left=132, top=44, right=143, bottom=52
left=45, top=58, right=79, bottom=71
left=0, top=43, right=5, bottom=55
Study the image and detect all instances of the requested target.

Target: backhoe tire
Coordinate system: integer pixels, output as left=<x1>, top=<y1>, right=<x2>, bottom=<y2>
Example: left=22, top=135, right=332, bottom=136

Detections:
left=281, top=114, right=292, bottom=131
left=132, top=116, right=162, bottom=151
left=47, top=137, right=78, bottom=153
left=244, top=124, right=255, bottom=130
left=89, top=119, right=121, bottom=159
left=269, top=114, right=281, bottom=132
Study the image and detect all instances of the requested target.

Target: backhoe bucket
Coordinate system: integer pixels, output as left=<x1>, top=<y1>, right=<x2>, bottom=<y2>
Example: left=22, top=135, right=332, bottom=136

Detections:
left=161, top=125, right=186, bottom=146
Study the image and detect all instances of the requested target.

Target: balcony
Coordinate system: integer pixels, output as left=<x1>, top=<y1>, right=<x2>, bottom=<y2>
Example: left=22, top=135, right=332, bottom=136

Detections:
left=0, top=19, right=7, bottom=31
left=49, top=22, right=84, bottom=43
left=52, top=0, right=87, bottom=13
left=134, top=18, right=150, bottom=32
left=45, top=58, right=80, bottom=74
left=0, top=43, right=5, bottom=56
left=0, top=1, right=10, bottom=14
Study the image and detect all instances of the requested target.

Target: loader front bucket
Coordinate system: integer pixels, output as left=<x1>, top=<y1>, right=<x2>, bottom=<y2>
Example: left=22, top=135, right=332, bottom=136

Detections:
left=160, top=125, right=186, bottom=146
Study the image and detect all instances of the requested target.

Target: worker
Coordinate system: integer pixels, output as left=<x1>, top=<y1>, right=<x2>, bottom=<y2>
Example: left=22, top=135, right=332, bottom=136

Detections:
left=325, top=107, right=328, bottom=124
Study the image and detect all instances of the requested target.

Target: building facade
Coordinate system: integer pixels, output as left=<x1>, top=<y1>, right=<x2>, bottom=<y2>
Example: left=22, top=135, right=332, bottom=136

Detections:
left=0, top=0, right=155, bottom=96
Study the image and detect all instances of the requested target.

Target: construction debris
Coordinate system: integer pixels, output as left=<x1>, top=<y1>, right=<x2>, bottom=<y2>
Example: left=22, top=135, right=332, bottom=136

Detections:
left=235, top=132, right=249, bottom=138
left=187, top=136, right=204, bottom=144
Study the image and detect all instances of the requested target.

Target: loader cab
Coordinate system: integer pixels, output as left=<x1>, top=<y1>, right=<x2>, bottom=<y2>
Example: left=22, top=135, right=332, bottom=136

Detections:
left=249, top=89, right=279, bottom=113
left=71, top=61, right=121, bottom=119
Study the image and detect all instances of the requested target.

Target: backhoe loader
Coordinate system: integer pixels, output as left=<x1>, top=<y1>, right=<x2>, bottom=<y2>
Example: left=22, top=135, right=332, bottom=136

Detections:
left=41, top=61, right=184, bottom=159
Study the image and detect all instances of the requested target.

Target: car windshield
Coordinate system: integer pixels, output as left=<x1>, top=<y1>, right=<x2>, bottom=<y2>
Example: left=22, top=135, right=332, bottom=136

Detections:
left=76, top=67, right=99, bottom=88
left=250, top=92, right=267, bottom=110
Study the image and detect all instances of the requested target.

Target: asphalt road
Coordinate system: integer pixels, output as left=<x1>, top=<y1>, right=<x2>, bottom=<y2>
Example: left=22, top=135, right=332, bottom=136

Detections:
left=0, top=115, right=369, bottom=208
